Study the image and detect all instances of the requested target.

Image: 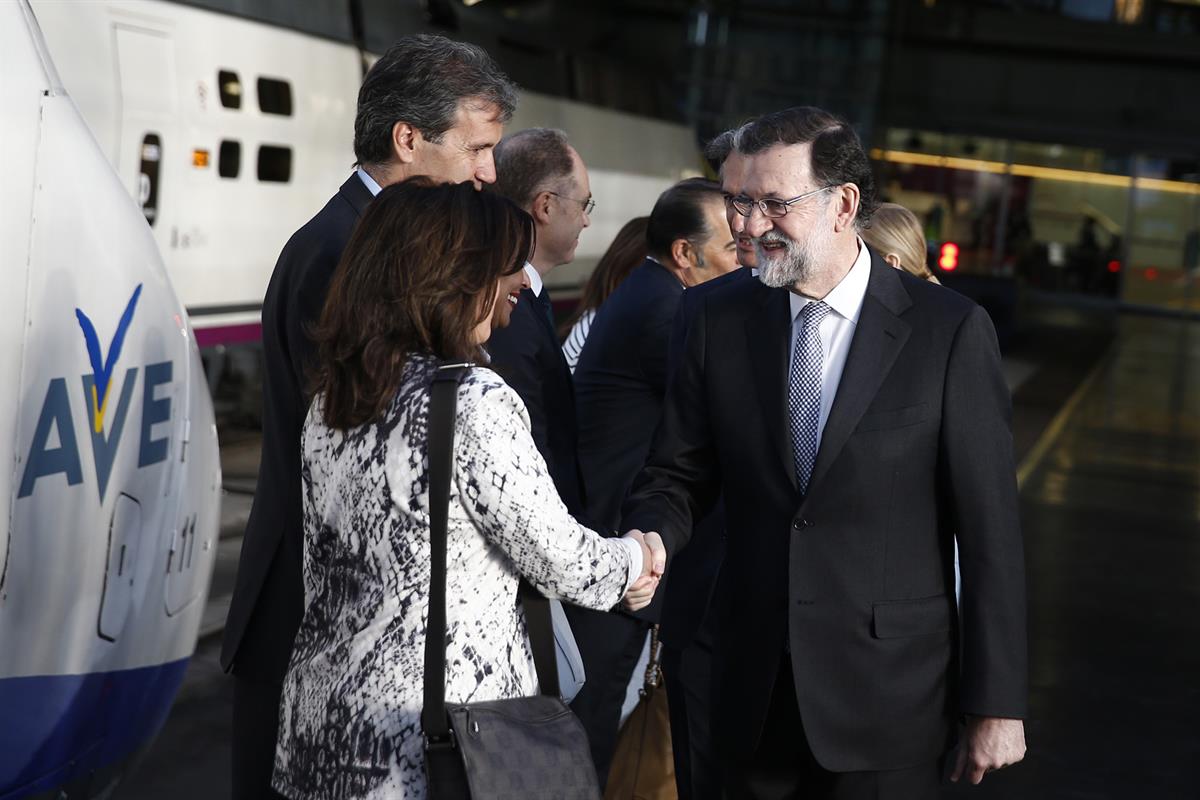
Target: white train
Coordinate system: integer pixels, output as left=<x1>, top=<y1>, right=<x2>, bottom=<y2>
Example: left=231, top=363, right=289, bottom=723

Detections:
left=2, top=2, right=221, bottom=797
left=0, top=4, right=697, bottom=797
left=31, top=0, right=702, bottom=351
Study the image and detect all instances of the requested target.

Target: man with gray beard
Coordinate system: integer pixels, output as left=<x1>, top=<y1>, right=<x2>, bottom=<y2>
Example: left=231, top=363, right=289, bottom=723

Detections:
left=622, top=106, right=1028, bottom=799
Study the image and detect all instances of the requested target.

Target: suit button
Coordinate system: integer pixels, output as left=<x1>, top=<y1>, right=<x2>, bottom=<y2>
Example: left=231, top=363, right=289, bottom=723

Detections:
left=792, top=518, right=811, bottom=531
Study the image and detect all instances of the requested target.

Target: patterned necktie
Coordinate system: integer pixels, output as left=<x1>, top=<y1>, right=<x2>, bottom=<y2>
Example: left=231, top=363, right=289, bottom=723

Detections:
left=788, top=301, right=831, bottom=493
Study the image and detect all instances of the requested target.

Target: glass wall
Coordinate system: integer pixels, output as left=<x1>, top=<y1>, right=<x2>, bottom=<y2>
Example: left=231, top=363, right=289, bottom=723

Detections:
left=966, top=0, right=1200, bottom=33
left=872, top=129, right=1200, bottom=314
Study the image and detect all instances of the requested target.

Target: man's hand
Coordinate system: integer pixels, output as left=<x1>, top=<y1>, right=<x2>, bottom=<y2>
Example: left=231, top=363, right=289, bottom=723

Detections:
left=950, top=716, right=1026, bottom=785
left=620, top=529, right=667, bottom=611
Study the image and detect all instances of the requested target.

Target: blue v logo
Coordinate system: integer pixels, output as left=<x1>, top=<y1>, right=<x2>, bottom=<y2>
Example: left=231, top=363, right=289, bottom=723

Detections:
left=17, top=283, right=173, bottom=502
left=76, top=284, right=142, bottom=434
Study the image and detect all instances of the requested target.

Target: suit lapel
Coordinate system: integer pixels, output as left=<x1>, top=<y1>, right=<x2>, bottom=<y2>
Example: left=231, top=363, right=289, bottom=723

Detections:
left=805, top=256, right=912, bottom=498
left=745, top=285, right=797, bottom=487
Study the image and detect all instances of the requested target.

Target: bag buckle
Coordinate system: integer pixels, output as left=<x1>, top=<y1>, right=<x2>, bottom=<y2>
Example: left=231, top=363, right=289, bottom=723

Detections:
left=423, top=729, right=456, bottom=752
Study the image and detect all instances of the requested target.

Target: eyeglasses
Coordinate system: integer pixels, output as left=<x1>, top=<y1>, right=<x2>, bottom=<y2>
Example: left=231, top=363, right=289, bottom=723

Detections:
left=549, top=191, right=595, bottom=216
left=725, top=185, right=836, bottom=219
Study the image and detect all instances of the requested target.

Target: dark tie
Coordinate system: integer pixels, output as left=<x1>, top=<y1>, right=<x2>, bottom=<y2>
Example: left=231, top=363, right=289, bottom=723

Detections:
left=536, top=287, right=556, bottom=331
left=788, top=301, right=831, bottom=493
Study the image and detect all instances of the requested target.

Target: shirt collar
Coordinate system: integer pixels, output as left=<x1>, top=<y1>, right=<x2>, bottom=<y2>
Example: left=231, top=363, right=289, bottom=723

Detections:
left=789, top=237, right=871, bottom=325
left=646, top=255, right=688, bottom=288
left=356, top=167, right=383, bottom=197
left=523, top=262, right=544, bottom=296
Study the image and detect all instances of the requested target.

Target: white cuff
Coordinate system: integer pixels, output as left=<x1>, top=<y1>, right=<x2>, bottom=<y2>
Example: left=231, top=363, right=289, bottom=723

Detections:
left=617, top=536, right=644, bottom=595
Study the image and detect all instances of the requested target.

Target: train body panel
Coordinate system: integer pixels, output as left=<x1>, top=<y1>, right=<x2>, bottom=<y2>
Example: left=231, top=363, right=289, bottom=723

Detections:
left=33, top=0, right=361, bottom=334
left=32, top=0, right=699, bottom=341
left=1, top=2, right=221, bottom=796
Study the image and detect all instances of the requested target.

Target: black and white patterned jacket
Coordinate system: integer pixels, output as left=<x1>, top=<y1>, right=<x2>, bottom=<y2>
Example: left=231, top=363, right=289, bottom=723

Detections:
left=273, top=354, right=637, bottom=800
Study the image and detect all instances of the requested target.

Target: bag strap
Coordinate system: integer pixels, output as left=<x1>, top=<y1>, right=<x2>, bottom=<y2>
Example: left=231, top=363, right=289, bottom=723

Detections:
left=520, top=580, right=560, bottom=696
left=643, top=625, right=662, bottom=692
left=421, top=362, right=560, bottom=745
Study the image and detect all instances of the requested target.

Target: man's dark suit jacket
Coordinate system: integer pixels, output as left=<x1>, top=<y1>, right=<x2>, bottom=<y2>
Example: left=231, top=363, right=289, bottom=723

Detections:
left=657, top=265, right=752, bottom=648
left=221, top=174, right=373, bottom=680
left=487, top=283, right=586, bottom=516
left=623, top=251, right=1028, bottom=773
left=575, top=258, right=683, bottom=533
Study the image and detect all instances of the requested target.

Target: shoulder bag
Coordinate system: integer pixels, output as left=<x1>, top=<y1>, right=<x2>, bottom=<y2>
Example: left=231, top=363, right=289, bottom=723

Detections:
left=422, top=362, right=602, bottom=800
left=603, top=626, right=677, bottom=800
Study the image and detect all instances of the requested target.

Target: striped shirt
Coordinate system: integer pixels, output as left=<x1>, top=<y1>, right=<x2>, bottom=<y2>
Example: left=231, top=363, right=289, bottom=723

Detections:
left=561, top=308, right=596, bottom=374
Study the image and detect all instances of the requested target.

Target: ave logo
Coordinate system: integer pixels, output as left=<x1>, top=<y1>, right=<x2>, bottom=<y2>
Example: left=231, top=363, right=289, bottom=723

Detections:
left=19, top=285, right=175, bottom=501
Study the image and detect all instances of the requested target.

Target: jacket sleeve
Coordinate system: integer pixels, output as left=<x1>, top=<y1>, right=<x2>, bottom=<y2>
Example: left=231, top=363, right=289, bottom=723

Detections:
left=941, top=304, right=1029, bottom=719
left=454, top=376, right=635, bottom=610
left=621, top=294, right=722, bottom=560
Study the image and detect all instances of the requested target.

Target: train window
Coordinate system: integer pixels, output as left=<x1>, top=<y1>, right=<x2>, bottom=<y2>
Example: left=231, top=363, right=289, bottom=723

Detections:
left=257, top=145, right=292, bottom=183
left=218, top=140, right=240, bottom=178
left=218, top=70, right=241, bottom=109
left=257, top=77, right=293, bottom=116
left=139, top=133, right=162, bottom=227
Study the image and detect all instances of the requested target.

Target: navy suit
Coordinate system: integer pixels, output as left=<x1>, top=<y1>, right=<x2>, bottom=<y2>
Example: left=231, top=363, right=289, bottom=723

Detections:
left=486, top=284, right=587, bottom=517
left=221, top=174, right=374, bottom=799
left=567, top=258, right=684, bottom=782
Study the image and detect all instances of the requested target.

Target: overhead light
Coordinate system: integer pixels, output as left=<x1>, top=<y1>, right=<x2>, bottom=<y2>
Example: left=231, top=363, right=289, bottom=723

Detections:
left=870, top=148, right=1200, bottom=196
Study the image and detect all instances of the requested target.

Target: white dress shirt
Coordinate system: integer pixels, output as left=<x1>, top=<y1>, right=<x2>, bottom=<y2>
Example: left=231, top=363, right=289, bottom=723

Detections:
left=356, top=167, right=383, bottom=196
left=787, top=238, right=872, bottom=454
left=523, top=262, right=544, bottom=296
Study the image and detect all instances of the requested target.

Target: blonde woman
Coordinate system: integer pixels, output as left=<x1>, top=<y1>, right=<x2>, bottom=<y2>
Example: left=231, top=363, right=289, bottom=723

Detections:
left=863, top=202, right=941, bottom=283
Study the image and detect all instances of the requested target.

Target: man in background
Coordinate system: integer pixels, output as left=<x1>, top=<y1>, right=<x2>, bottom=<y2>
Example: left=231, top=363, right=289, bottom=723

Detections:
left=487, top=128, right=593, bottom=517
left=221, top=35, right=516, bottom=799
left=569, top=177, right=737, bottom=783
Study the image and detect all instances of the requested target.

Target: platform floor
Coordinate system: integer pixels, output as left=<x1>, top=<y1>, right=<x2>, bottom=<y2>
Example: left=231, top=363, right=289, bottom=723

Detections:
left=118, top=314, right=1199, bottom=799
left=945, top=315, right=1200, bottom=798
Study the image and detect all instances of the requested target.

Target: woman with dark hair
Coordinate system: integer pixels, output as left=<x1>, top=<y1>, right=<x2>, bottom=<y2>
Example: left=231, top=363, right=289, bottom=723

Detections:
left=271, top=181, right=660, bottom=800
left=560, top=216, right=649, bottom=372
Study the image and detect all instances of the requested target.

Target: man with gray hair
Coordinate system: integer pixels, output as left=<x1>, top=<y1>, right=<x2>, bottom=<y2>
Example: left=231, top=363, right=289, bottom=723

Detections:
left=222, top=34, right=516, bottom=799
left=486, top=128, right=593, bottom=517
left=625, top=105, right=1027, bottom=798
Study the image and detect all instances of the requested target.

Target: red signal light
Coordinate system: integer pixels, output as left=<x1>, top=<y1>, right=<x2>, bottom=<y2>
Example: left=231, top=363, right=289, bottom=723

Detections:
left=1145, top=267, right=1158, bottom=281
left=938, top=242, right=959, bottom=272
left=1107, top=260, right=1120, bottom=273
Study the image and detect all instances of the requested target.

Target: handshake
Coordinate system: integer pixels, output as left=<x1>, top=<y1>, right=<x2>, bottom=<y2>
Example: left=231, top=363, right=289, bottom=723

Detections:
left=620, top=529, right=666, bottom=612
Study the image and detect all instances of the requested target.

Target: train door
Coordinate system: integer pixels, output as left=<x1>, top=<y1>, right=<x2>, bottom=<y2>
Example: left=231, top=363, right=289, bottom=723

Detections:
left=113, top=24, right=178, bottom=232
left=98, top=493, right=143, bottom=641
